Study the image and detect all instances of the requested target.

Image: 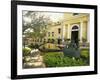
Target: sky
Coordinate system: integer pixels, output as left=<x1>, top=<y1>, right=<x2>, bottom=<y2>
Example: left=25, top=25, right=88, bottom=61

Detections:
left=23, top=11, right=64, bottom=23
left=43, top=12, right=64, bottom=22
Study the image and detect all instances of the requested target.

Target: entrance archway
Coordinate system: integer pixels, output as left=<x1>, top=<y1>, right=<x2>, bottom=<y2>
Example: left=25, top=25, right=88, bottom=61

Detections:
left=71, top=25, right=79, bottom=46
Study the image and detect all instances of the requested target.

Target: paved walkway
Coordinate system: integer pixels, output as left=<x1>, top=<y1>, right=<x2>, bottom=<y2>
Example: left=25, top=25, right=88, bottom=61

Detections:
left=23, top=51, right=45, bottom=68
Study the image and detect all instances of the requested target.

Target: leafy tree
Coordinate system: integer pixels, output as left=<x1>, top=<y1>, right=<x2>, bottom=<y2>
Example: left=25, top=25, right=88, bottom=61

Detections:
left=22, top=11, right=51, bottom=46
left=23, top=11, right=50, bottom=34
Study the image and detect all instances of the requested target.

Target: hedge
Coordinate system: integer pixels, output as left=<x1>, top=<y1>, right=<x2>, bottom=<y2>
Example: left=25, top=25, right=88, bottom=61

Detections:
left=43, top=52, right=88, bottom=67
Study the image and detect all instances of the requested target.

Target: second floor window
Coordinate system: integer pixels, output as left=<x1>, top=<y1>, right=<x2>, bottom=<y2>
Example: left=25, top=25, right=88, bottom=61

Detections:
left=52, top=32, right=54, bottom=37
left=58, top=28, right=61, bottom=34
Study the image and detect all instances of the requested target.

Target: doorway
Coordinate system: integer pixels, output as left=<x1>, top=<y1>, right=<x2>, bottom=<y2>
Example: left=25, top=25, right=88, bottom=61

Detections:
left=71, top=25, right=79, bottom=46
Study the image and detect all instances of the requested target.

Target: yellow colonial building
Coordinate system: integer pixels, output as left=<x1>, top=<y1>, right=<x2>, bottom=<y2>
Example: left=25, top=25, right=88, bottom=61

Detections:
left=45, top=13, right=90, bottom=46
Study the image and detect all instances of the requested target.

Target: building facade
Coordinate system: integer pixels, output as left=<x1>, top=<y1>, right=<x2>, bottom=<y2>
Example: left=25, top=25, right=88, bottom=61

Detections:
left=24, top=13, right=90, bottom=49
left=45, top=13, right=90, bottom=46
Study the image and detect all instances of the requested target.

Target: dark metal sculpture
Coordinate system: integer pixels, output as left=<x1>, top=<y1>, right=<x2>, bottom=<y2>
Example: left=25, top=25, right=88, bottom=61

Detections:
left=63, top=41, right=80, bottom=58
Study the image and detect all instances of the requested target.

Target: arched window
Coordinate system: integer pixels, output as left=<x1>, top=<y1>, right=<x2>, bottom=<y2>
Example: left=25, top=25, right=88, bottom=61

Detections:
left=72, top=26, right=78, bottom=29
left=72, top=25, right=79, bottom=31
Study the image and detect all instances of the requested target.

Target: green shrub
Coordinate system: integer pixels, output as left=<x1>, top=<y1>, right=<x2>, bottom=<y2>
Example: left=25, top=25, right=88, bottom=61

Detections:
left=35, top=44, right=39, bottom=49
left=43, top=52, right=87, bottom=67
left=28, top=43, right=35, bottom=49
left=80, top=49, right=89, bottom=64
left=28, top=43, right=39, bottom=49
left=81, top=49, right=89, bottom=59
left=23, top=47, right=31, bottom=56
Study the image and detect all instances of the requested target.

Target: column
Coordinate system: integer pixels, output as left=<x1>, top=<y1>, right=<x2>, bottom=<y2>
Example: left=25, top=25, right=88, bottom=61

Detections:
left=67, top=24, right=70, bottom=39
left=80, top=21, right=83, bottom=42
left=62, top=24, right=65, bottom=42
